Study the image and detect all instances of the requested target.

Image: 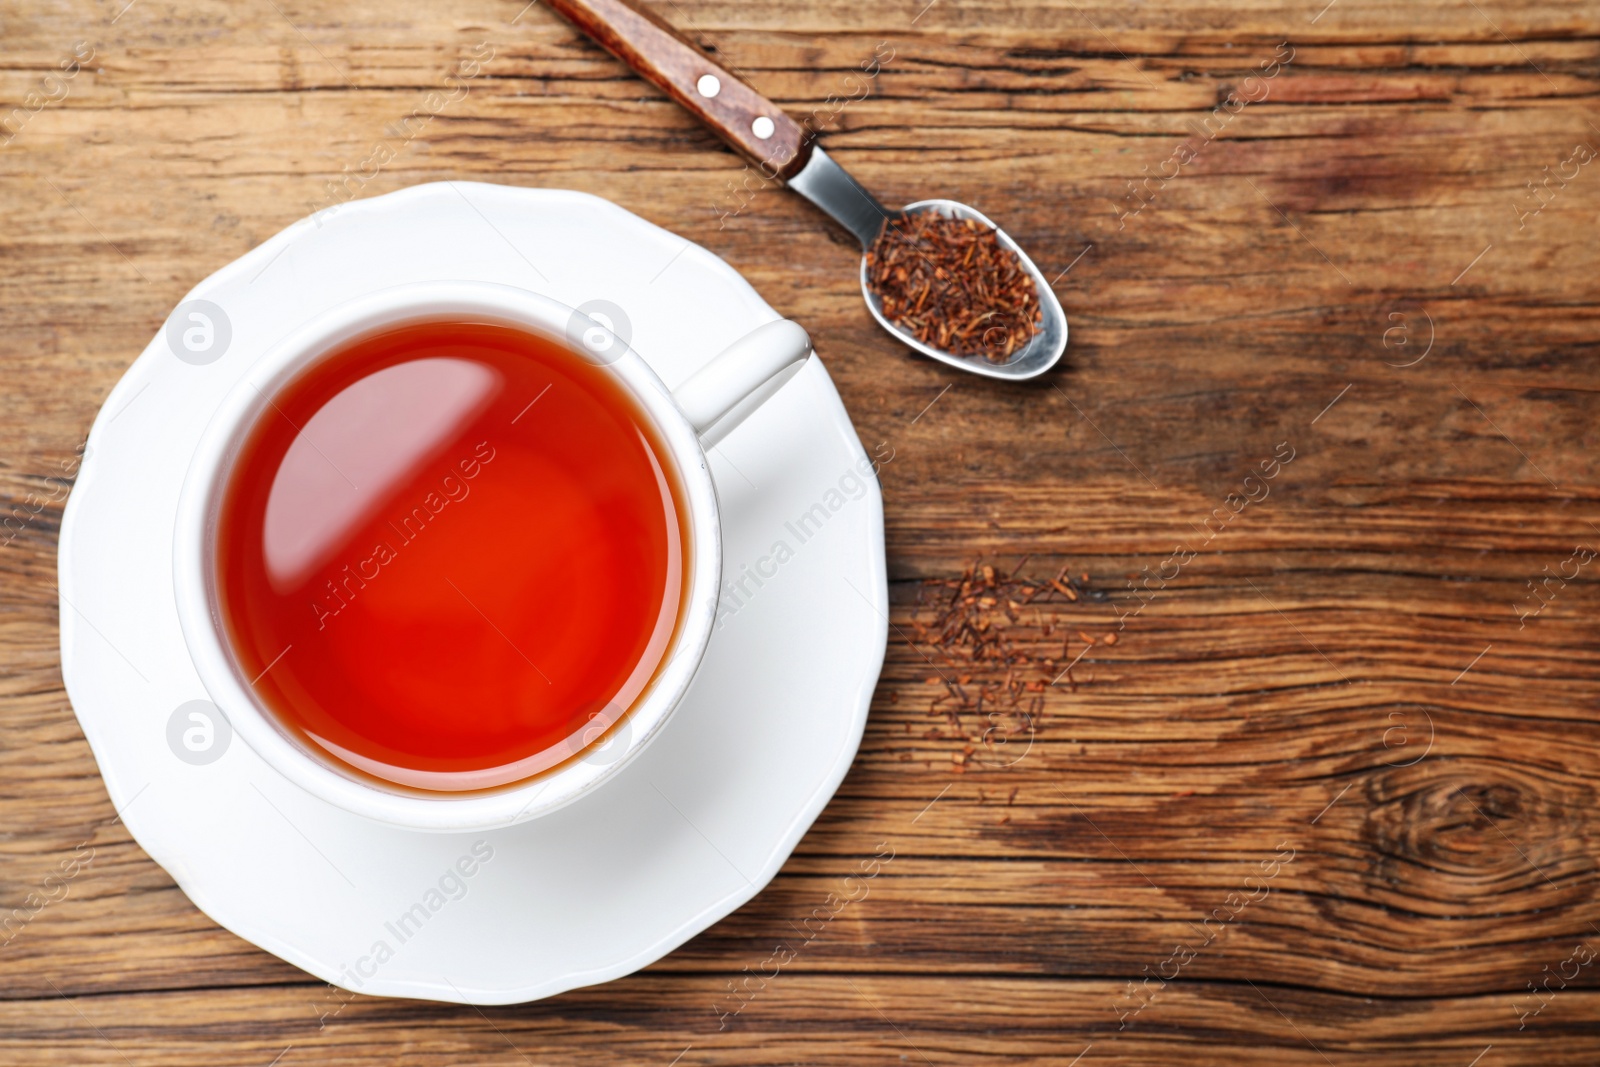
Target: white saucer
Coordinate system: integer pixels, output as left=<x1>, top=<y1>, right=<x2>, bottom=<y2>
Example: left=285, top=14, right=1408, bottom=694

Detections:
left=58, top=183, right=888, bottom=1004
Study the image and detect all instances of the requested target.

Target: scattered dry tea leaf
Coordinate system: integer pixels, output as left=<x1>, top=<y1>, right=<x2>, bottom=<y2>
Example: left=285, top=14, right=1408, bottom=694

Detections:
left=911, top=560, right=1092, bottom=768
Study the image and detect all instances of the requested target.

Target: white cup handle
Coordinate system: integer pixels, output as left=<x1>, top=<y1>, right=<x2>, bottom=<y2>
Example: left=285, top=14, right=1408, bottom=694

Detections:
left=671, top=319, right=812, bottom=449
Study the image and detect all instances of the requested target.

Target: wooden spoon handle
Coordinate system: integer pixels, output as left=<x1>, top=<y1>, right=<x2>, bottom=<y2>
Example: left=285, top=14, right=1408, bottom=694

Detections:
left=544, top=0, right=813, bottom=180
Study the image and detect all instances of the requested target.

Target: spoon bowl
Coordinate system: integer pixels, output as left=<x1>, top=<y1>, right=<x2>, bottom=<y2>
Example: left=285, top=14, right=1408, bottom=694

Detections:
left=787, top=147, right=1067, bottom=380
left=860, top=199, right=1067, bottom=381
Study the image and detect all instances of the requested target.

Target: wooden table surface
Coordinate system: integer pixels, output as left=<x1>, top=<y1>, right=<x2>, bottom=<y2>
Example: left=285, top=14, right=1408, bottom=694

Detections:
left=5, top=0, right=1600, bottom=1063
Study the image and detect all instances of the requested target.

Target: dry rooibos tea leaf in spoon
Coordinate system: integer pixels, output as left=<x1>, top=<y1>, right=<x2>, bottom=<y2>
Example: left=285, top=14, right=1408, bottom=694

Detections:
left=865, top=213, right=1043, bottom=362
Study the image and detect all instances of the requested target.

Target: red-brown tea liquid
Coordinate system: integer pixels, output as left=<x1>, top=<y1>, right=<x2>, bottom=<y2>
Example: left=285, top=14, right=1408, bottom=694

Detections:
left=215, top=321, right=689, bottom=791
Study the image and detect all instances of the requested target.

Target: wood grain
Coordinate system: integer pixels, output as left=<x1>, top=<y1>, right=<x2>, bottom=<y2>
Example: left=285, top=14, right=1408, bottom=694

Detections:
left=3, top=0, right=1600, bottom=1063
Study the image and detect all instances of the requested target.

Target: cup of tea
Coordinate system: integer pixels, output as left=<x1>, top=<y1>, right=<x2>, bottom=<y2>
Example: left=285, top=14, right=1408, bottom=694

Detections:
left=172, top=281, right=811, bottom=831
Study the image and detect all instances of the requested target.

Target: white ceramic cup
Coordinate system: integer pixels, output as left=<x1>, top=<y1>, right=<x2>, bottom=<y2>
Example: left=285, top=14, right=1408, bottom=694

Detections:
left=172, top=281, right=811, bottom=832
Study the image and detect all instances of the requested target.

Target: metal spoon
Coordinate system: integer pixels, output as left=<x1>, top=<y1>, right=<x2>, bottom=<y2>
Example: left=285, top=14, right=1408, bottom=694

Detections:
left=545, top=0, right=1068, bottom=381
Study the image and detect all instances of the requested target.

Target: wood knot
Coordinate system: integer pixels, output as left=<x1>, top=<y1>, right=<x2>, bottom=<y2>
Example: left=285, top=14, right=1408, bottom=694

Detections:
left=1358, top=763, right=1593, bottom=917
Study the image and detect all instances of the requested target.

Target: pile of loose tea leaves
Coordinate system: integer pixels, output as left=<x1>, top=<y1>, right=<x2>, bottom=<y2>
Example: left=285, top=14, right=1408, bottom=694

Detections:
left=908, top=559, right=1103, bottom=771
left=865, top=213, right=1043, bottom=362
